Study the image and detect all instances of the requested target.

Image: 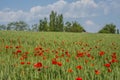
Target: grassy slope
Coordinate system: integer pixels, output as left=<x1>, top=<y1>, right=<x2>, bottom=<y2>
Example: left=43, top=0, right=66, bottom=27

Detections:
left=0, top=31, right=120, bottom=80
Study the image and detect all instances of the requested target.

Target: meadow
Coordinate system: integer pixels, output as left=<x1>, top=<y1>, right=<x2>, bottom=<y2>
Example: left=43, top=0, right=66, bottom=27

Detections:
left=0, top=31, right=120, bottom=80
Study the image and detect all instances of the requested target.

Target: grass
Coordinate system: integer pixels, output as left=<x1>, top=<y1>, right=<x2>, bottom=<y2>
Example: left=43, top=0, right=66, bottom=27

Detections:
left=0, top=31, right=120, bottom=80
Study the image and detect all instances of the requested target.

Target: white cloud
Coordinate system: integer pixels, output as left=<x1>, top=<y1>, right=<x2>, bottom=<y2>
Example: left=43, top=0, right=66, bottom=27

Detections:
left=84, top=20, right=101, bottom=33
left=0, top=0, right=99, bottom=23
left=98, top=0, right=120, bottom=15
left=85, top=20, right=95, bottom=25
left=0, top=0, right=120, bottom=30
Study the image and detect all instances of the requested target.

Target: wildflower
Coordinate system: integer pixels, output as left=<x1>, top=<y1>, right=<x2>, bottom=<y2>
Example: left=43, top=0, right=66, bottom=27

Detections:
left=104, top=63, right=111, bottom=68
left=5, top=45, right=9, bottom=49
left=17, top=49, right=22, bottom=53
left=99, top=51, right=105, bottom=56
left=87, top=53, right=91, bottom=57
left=57, top=62, right=62, bottom=67
left=20, top=62, right=25, bottom=65
left=66, top=59, right=70, bottom=62
left=34, top=62, right=42, bottom=68
left=27, top=62, right=31, bottom=65
left=52, top=59, right=57, bottom=65
left=76, top=77, right=82, bottom=80
left=76, top=65, right=82, bottom=70
left=90, top=63, right=94, bottom=67
left=65, top=51, right=70, bottom=57
left=25, top=52, right=29, bottom=55
left=111, top=52, right=117, bottom=59
left=85, top=59, right=89, bottom=64
left=68, top=68, right=73, bottom=73
left=111, top=58, right=118, bottom=63
left=95, top=70, right=100, bottom=75
left=16, top=46, right=21, bottom=49
left=20, top=57, right=24, bottom=60
left=77, top=52, right=84, bottom=57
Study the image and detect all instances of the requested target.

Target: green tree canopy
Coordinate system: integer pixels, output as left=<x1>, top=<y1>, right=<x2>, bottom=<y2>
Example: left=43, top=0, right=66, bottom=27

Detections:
left=98, top=23, right=116, bottom=34
left=0, top=24, right=6, bottom=30
left=7, top=21, right=29, bottom=31
left=65, top=21, right=86, bottom=32
left=39, top=17, right=48, bottom=32
left=49, top=11, right=64, bottom=32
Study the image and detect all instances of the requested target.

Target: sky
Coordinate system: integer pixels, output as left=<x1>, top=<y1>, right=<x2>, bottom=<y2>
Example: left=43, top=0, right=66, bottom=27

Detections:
left=0, top=0, right=120, bottom=32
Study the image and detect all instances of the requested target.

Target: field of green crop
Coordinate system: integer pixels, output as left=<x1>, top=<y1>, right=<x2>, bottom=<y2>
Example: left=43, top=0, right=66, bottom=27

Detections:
left=0, top=31, right=120, bottom=80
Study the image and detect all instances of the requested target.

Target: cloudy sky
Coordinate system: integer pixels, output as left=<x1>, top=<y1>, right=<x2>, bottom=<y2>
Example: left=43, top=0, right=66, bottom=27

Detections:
left=0, top=0, right=120, bottom=32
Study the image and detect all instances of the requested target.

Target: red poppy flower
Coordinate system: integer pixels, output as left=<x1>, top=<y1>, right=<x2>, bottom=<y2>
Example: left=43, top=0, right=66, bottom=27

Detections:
left=66, top=59, right=70, bottom=62
left=76, top=65, right=82, bottom=70
left=43, top=56, right=47, bottom=60
left=20, top=57, right=24, bottom=60
left=87, top=53, right=91, bottom=57
left=95, top=70, right=100, bottom=75
left=25, top=52, right=29, bottom=55
left=104, top=63, right=111, bottom=68
left=34, top=47, right=39, bottom=51
left=85, top=59, right=89, bottom=64
left=17, top=49, right=22, bottom=53
left=34, top=62, right=42, bottom=68
left=111, top=53, right=117, bottom=59
left=68, top=68, right=73, bottom=73
left=77, top=52, right=84, bottom=57
left=5, top=45, right=9, bottom=49
left=65, top=51, right=70, bottom=57
left=20, top=62, right=25, bottom=65
left=52, top=60, right=57, bottom=65
left=76, top=77, right=82, bottom=80
left=111, top=58, right=118, bottom=63
left=57, top=62, right=62, bottom=66
left=27, top=62, right=31, bottom=65
left=99, top=51, right=105, bottom=56
left=16, top=46, right=21, bottom=49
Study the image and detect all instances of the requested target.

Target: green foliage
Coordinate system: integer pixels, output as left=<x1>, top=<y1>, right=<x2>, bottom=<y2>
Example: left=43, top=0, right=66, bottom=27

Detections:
left=31, top=24, right=39, bottom=32
left=6, top=21, right=29, bottom=31
left=15, top=21, right=29, bottom=31
left=0, top=24, right=6, bottom=30
left=65, top=21, right=86, bottom=32
left=55, top=14, right=64, bottom=31
left=117, top=29, right=119, bottom=34
left=39, top=18, right=49, bottom=32
left=49, top=11, right=64, bottom=32
left=0, top=31, right=120, bottom=80
left=0, top=11, right=87, bottom=32
left=98, top=23, right=116, bottom=34
left=64, top=21, right=72, bottom=32
left=70, top=21, right=86, bottom=32
left=49, top=11, right=57, bottom=31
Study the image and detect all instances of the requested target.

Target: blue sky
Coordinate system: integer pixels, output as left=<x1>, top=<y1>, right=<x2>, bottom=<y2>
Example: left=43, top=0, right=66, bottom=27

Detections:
left=0, top=0, right=120, bottom=32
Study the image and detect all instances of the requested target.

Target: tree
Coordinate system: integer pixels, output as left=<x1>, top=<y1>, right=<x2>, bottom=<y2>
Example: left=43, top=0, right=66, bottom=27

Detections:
left=15, top=21, right=29, bottom=31
left=56, top=14, right=64, bottom=31
left=64, top=21, right=85, bottom=32
left=31, top=24, right=38, bottom=32
left=7, top=21, right=29, bottom=31
left=49, top=11, right=57, bottom=31
left=64, top=21, right=72, bottom=32
left=39, top=17, right=49, bottom=31
left=70, top=21, right=86, bottom=32
left=117, top=29, right=119, bottom=34
left=0, top=24, right=6, bottom=30
left=98, top=23, right=116, bottom=34
left=7, top=22, right=15, bottom=30
left=49, top=11, right=64, bottom=32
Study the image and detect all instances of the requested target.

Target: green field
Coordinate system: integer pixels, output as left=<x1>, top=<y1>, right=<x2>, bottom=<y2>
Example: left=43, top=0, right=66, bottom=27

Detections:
left=0, top=31, right=120, bottom=80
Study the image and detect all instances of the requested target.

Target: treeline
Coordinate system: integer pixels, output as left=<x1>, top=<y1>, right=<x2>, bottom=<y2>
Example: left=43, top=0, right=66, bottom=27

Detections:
left=0, top=11, right=119, bottom=34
